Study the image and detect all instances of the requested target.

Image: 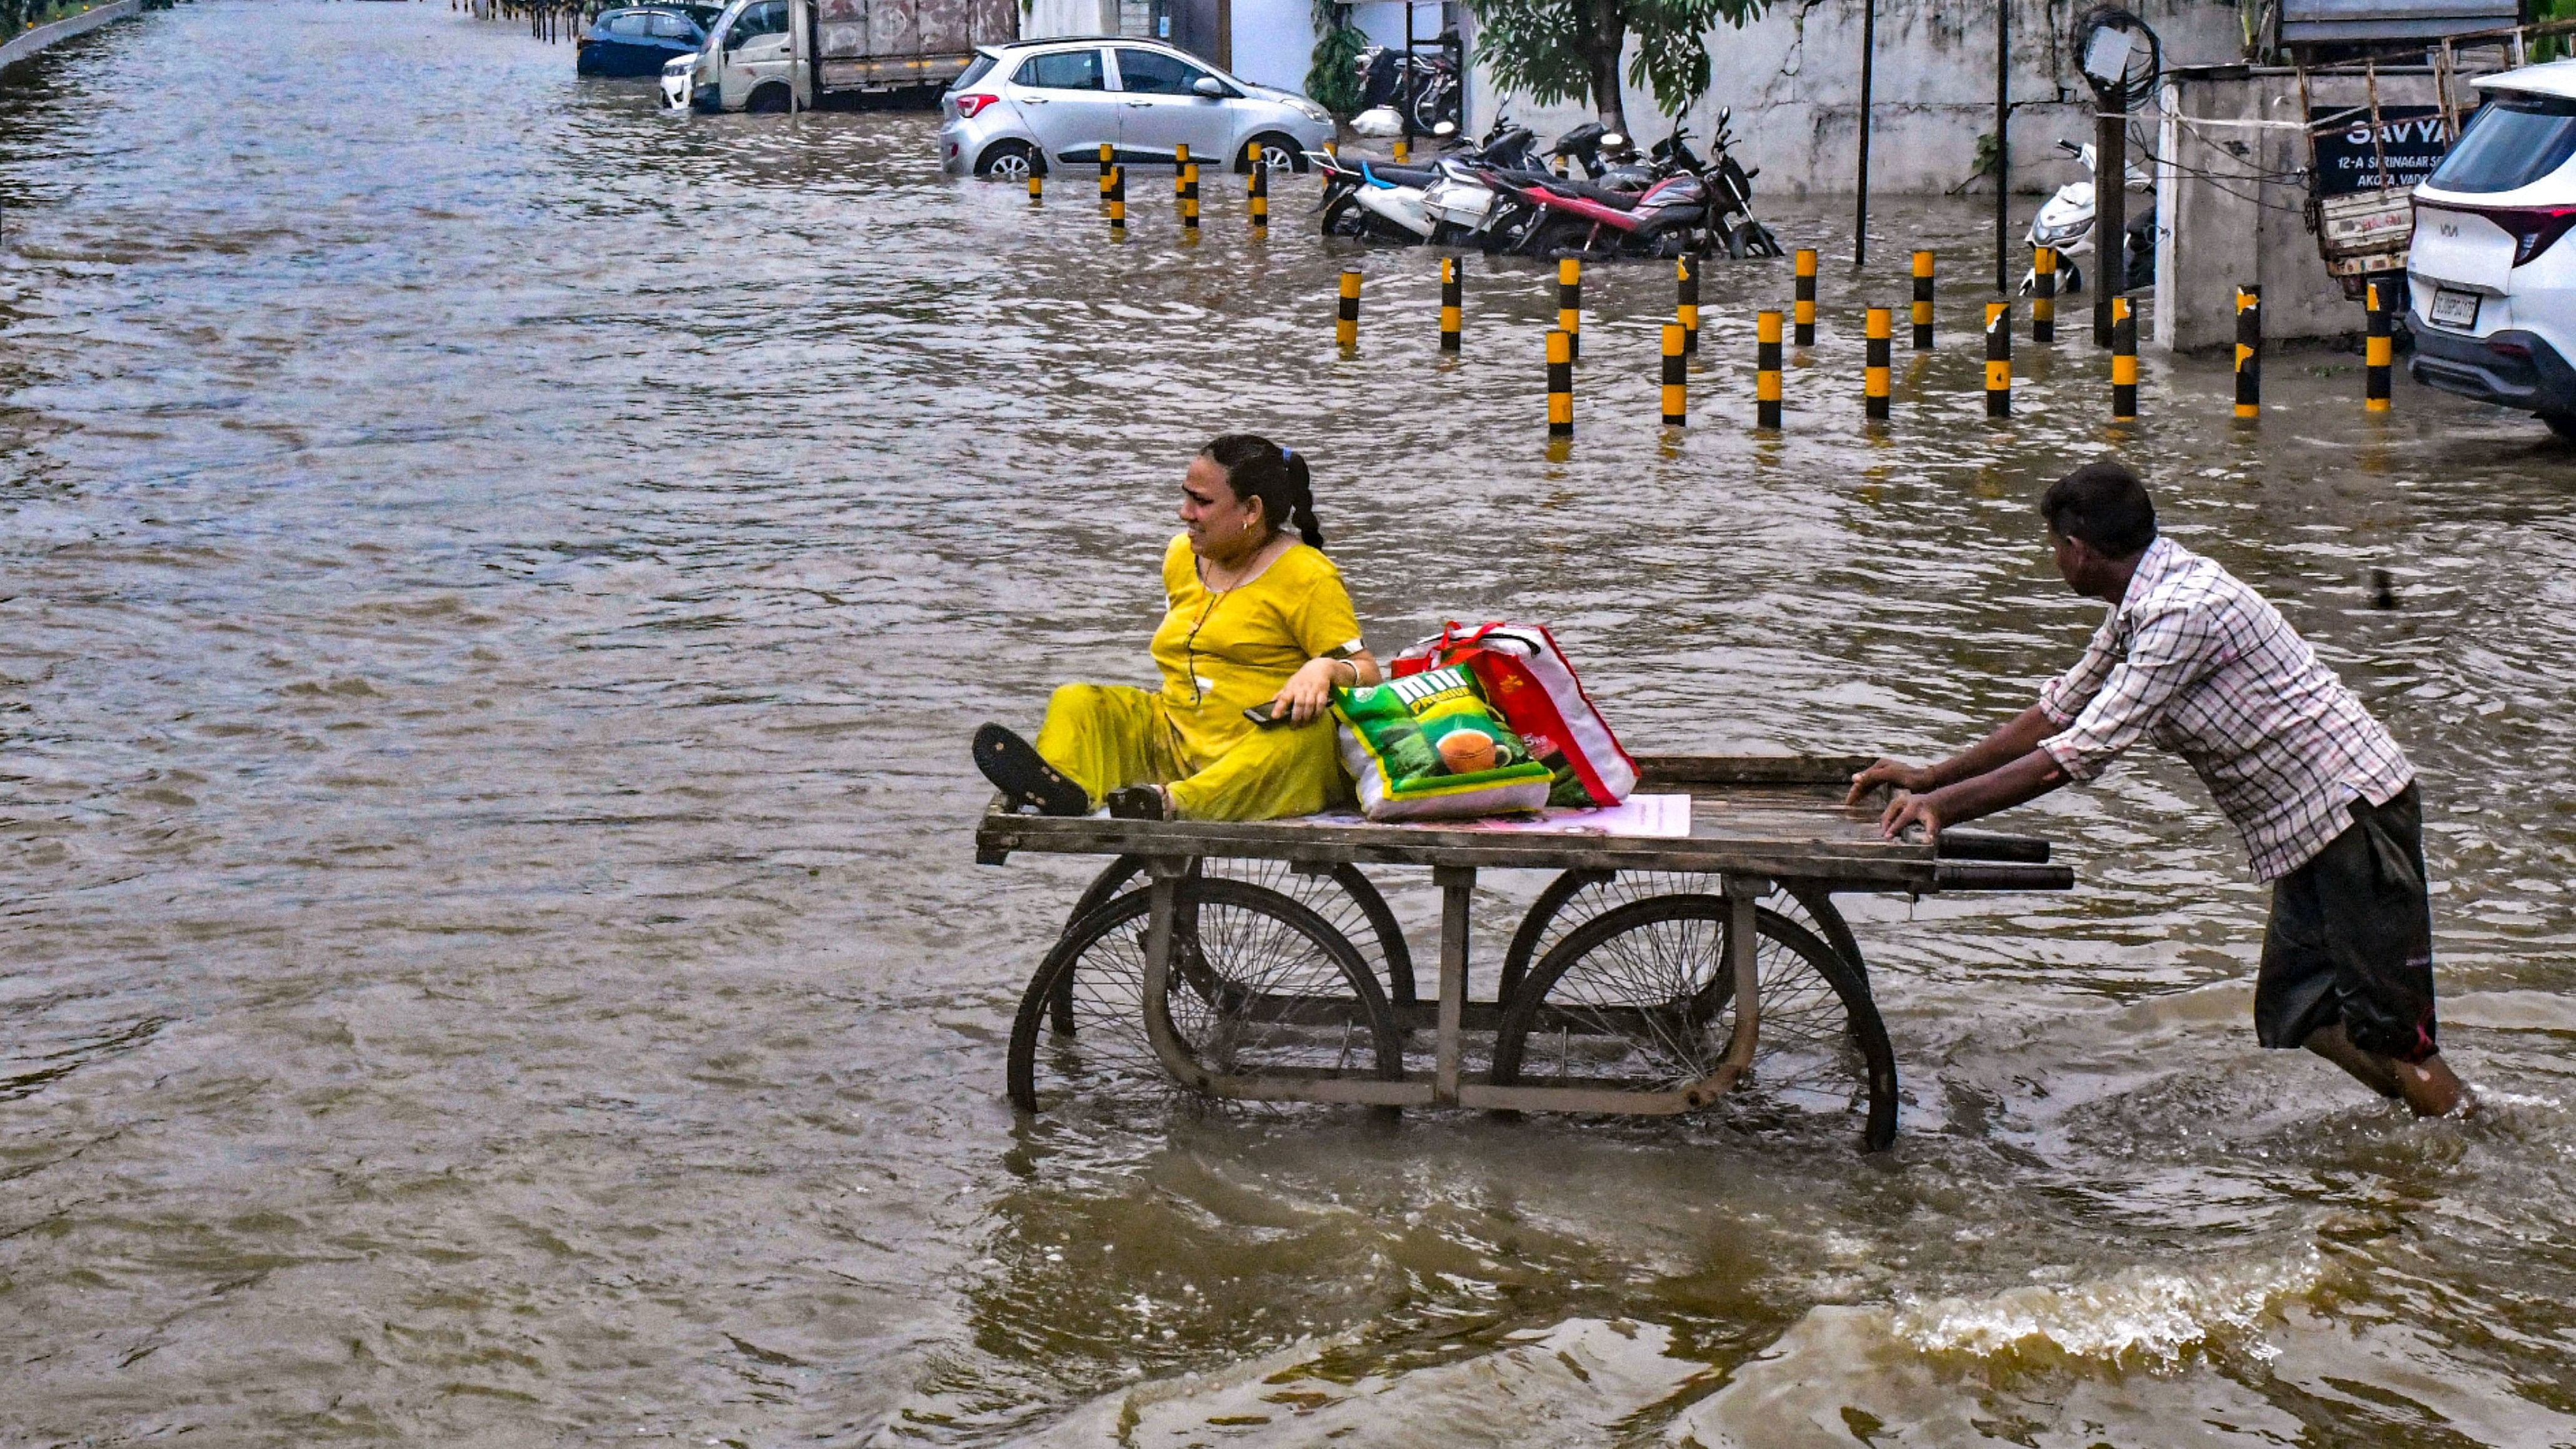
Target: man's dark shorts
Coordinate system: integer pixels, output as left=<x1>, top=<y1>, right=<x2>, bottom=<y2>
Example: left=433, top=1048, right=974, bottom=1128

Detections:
left=2256, top=782, right=2440, bottom=1063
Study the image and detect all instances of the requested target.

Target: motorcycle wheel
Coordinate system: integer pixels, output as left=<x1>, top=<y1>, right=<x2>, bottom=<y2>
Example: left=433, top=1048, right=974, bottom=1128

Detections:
left=1743, top=221, right=1785, bottom=258
left=1522, top=215, right=1589, bottom=258
left=1409, top=74, right=1457, bottom=134
left=1321, top=193, right=1373, bottom=239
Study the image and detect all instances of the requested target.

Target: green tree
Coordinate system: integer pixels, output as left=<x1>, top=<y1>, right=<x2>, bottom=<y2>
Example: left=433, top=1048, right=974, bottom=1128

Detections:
left=1468, top=0, right=1767, bottom=136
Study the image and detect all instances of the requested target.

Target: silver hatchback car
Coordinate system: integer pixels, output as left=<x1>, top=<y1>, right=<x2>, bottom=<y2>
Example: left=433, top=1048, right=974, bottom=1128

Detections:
left=939, top=38, right=1333, bottom=181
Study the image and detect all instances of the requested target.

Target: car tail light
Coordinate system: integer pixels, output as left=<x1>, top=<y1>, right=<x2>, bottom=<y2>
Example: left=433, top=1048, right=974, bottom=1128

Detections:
left=2438, top=203, right=2576, bottom=268
left=953, top=93, right=1000, bottom=119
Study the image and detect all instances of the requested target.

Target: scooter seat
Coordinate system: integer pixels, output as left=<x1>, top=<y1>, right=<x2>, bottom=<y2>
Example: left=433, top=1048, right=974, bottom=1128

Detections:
left=1356, top=163, right=1446, bottom=188
left=1535, top=175, right=1645, bottom=211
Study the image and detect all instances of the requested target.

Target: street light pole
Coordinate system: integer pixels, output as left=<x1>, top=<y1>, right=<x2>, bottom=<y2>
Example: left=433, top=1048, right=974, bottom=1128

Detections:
left=1854, top=0, right=1876, bottom=267
left=1994, top=0, right=2009, bottom=293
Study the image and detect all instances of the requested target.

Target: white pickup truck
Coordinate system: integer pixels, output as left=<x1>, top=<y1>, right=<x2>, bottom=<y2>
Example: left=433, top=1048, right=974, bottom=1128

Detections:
left=661, top=0, right=1016, bottom=114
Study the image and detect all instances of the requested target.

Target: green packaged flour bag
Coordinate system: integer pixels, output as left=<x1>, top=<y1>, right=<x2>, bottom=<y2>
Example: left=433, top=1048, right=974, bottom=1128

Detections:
left=1332, top=665, right=1556, bottom=821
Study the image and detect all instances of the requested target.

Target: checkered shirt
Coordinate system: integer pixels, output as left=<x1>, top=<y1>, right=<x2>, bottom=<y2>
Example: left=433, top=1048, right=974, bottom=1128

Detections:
left=2037, top=536, right=2414, bottom=883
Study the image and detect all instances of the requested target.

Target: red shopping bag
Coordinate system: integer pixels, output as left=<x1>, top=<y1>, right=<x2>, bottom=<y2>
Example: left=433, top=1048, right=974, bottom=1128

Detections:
left=1392, top=623, right=1638, bottom=806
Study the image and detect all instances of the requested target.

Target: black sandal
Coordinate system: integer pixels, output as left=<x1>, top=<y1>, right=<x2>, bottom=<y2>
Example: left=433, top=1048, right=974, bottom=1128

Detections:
left=973, top=723, right=1090, bottom=816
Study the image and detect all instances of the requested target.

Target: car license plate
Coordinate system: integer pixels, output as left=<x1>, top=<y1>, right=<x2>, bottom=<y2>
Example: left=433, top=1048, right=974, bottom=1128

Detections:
left=2430, top=288, right=2482, bottom=329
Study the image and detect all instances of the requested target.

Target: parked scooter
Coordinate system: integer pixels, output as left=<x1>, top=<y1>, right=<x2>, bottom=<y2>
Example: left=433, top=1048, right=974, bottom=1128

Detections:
left=2021, top=138, right=2155, bottom=295
left=1313, top=118, right=1541, bottom=243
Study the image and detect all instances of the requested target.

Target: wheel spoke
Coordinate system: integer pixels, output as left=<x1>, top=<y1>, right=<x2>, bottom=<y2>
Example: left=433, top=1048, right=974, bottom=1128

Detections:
left=1010, top=878, right=1402, bottom=1116
left=1490, top=895, right=1895, bottom=1146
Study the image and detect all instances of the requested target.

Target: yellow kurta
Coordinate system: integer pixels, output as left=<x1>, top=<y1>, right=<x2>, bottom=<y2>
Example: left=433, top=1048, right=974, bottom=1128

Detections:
left=1034, top=534, right=1364, bottom=821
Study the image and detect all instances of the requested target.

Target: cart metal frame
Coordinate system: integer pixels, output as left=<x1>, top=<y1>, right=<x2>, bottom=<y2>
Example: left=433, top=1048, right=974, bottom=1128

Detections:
left=979, top=755, right=2073, bottom=1133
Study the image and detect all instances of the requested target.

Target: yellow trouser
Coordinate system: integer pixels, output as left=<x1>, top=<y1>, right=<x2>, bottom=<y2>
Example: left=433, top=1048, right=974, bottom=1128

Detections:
left=1032, top=683, right=1351, bottom=822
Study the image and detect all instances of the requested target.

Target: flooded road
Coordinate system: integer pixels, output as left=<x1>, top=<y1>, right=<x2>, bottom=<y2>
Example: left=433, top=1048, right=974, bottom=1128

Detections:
left=6, top=4, right=2576, bottom=1443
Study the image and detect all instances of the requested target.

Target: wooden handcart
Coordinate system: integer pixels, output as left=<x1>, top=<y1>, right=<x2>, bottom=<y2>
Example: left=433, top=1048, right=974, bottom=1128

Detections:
left=976, top=755, right=2075, bottom=1151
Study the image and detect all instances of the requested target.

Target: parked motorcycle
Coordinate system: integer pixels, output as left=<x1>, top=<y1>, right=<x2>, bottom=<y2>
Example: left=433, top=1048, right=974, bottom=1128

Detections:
left=2021, top=138, right=2154, bottom=295
left=1670, top=111, right=1779, bottom=259
left=1497, top=143, right=1709, bottom=259
left=1354, top=38, right=1461, bottom=135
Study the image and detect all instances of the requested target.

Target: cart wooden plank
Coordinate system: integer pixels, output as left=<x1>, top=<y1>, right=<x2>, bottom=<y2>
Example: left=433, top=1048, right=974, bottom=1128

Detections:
left=972, top=752, right=2073, bottom=890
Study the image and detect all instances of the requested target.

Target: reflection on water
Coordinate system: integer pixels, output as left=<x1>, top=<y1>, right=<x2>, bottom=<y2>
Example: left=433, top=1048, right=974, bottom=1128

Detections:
left=3, top=3, right=2573, bottom=1443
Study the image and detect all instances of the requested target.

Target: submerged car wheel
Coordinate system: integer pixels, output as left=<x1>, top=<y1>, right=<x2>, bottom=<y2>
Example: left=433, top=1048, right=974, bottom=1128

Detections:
left=745, top=83, right=792, bottom=114
left=1252, top=133, right=1306, bottom=174
left=2542, top=411, right=2576, bottom=442
left=979, top=141, right=1040, bottom=182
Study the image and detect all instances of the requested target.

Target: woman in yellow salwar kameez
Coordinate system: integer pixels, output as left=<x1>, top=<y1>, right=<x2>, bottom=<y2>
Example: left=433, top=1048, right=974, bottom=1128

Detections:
left=974, top=435, right=1379, bottom=822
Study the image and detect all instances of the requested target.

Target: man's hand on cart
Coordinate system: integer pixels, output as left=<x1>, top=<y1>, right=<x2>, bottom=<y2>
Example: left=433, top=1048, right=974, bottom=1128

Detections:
left=1878, top=788, right=1945, bottom=843
left=1846, top=757, right=1930, bottom=805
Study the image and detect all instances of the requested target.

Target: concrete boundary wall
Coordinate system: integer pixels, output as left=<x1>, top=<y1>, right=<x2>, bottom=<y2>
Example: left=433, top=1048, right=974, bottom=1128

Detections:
left=2154, top=65, right=2442, bottom=352
left=1464, top=0, right=2246, bottom=199
left=0, top=0, right=142, bottom=69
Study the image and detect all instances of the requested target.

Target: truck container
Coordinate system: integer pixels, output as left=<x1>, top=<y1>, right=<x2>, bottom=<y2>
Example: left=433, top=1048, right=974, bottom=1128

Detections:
left=662, top=0, right=1015, bottom=114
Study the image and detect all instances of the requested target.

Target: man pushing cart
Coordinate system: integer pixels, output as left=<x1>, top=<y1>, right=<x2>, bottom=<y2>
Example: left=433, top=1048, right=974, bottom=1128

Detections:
left=1853, top=459, right=2472, bottom=1118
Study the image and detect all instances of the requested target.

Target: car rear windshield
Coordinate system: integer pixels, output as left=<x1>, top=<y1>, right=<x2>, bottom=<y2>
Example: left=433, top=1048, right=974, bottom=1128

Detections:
left=2428, top=91, right=2576, bottom=193
left=1015, top=49, right=1104, bottom=90
left=952, top=53, right=996, bottom=91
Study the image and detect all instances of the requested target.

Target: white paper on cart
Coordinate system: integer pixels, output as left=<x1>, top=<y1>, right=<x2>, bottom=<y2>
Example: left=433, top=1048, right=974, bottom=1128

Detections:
left=1296, top=793, right=1691, bottom=838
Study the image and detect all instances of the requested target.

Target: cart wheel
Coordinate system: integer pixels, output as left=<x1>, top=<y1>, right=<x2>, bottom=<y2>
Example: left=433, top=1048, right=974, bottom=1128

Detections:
left=1488, top=896, right=1898, bottom=1151
left=1057, top=856, right=1414, bottom=1007
left=1498, top=871, right=1865, bottom=1006
left=1009, top=878, right=1405, bottom=1116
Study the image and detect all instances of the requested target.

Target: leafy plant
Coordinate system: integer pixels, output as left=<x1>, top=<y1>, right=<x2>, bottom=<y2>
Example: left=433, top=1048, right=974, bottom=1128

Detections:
left=1306, top=0, right=1367, bottom=116
left=1468, top=0, right=1768, bottom=134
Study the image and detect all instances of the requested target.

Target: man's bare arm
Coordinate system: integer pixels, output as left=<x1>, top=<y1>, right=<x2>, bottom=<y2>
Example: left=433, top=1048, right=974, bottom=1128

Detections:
left=1877, top=748, right=2070, bottom=840
left=1845, top=704, right=2060, bottom=805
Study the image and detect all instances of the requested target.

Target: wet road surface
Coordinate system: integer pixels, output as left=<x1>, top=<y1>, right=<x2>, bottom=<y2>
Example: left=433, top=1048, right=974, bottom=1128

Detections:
left=5, top=4, right=2576, bottom=1443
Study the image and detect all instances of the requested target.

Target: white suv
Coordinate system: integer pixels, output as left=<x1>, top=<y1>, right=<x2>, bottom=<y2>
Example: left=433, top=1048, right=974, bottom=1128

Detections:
left=2408, top=61, right=2576, bottom=437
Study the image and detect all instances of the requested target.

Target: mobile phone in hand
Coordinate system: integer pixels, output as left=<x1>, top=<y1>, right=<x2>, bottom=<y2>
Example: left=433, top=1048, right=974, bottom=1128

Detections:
left=1243, top=701, right=1294, bottom=728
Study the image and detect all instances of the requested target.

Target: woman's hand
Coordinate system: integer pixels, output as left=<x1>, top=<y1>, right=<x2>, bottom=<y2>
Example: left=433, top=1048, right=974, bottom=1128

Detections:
left=1271, top=657, right=1350, bottom=724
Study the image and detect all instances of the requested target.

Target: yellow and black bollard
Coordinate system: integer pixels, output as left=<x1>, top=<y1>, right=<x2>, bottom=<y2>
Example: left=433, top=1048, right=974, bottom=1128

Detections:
left=2033, top=247, right=2056, bottom=344
left=1547, top=329, right=1574, bottom=437
left=1557, top=258, right=1582, bottom=361
left=1393, top=138, right=1409, bottom=164
left=1173, top=143, right=1191, bottom=219
left=1756, top=310, right=1784, bottom=429
left=1337, top=269, right=1361, bottom=349
left=2111, top=296, right=2138, bottom=421
left=1439, top=256, right=1462, bottom=353
left=1661, top=322, right=1688, bottom=427
left=1985, top=302, right=2012, bottom=418
left=1107, top=166, right=1126, bottom=238
left=1794, top=248, right=1818, bottom=346
left=2365, top=281, right=2392, bottom=413
left=2235, top=284, right=2262, bottom=419
left=1181, top=161, right=1199, bottom=234
left=1099, top=142, right=1114, bottom=205
left=1864, top=306, right=1891, bottom=421
left=1029, top=168, right=1043, bottom=204
left=1677, top=254, right=1699, bottom=356
left=1911, top=250, right=1935, bottom=349
left=1247, top=148, right=1268, bottom=236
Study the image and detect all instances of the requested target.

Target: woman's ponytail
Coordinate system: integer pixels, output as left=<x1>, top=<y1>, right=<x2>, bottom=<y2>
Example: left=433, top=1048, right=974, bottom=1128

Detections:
left=1200, top=433, right=1326, bottom=551
left=1284, top=449, right=1324, bottom=549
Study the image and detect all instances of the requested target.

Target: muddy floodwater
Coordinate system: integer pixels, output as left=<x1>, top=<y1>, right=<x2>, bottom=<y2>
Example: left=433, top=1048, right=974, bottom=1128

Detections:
left=6, top=4, right=2576, bottom=1444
